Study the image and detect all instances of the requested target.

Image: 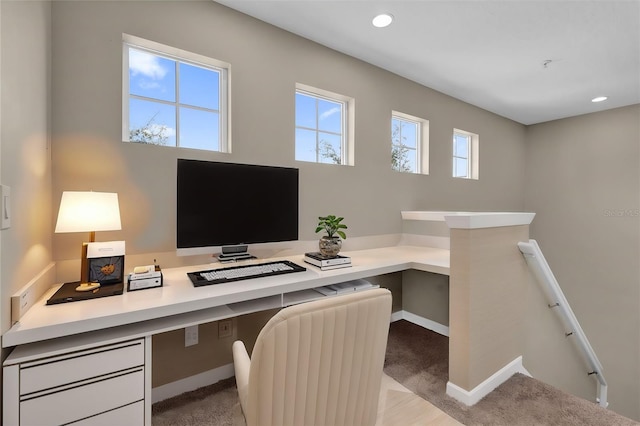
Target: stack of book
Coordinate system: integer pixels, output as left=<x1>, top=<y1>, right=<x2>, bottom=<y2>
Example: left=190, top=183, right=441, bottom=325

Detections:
left=303, top=252, right=351, bottom=271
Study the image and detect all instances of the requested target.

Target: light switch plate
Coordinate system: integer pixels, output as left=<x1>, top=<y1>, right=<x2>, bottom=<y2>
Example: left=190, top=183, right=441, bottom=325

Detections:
left=1, top=185, right=10, bottom=229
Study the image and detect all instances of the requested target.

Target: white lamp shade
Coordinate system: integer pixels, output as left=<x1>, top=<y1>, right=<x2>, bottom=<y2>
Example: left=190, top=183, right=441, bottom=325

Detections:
left=55, top=191, right=122, bottom=233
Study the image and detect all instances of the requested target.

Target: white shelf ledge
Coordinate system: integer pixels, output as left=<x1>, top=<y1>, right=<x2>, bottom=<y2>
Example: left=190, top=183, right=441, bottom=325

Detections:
left=402, top=211, right=535, bottom=229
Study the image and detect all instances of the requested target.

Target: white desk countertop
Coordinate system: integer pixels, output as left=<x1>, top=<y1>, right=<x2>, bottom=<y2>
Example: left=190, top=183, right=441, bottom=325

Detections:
left=3, top=245, right=449, bottom=350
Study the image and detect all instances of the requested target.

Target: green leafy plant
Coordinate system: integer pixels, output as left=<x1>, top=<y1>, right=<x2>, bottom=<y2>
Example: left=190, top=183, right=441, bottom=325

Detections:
left=315, top=215, right=347, bottom=239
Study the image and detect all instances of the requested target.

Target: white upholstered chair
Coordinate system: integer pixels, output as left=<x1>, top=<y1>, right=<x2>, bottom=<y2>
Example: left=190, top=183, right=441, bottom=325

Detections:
left=232, top=288, right=392, bottom=426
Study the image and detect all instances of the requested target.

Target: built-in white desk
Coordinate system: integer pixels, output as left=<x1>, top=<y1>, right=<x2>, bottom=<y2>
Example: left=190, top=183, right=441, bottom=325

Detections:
left=4, top=211, right=535, bottom=425
left=4, top=246, right=449, bottom=348
left=2, top=245, right=450, bottom=426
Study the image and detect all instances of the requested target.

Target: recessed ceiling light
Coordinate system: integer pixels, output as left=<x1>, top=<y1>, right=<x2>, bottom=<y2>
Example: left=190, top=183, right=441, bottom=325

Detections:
left=591, top=96, right=608, bottom=103
left=372, top=13, right=393, bottom=28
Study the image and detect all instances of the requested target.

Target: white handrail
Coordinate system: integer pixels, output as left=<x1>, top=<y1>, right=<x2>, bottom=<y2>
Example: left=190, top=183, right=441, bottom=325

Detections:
left=518, top=239, right=608, bottom=408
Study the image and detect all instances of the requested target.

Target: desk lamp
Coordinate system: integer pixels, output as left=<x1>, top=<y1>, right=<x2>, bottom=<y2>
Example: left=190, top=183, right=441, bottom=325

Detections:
left=54, top=191, right=122, bottom=292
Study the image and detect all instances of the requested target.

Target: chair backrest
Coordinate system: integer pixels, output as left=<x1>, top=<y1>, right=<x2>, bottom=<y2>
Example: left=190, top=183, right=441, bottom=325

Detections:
left=245, top=288, right=392, bottom=426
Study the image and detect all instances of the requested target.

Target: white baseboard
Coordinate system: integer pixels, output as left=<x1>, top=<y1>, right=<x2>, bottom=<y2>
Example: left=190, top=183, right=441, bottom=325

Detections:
left=152, top=363, right=235, bottom=403
left=390, top=311, right=404, bottom=322
left=391, top=310, right=449, bottom=337
left=401, top=311, right=449, bottom=336
left=446, top=356, right=529, bottom=406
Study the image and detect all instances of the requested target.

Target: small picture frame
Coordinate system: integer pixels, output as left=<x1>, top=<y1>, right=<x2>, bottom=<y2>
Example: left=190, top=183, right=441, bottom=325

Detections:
left=87, top=241, right=126, bottom=285
left=88, top=256, right=124, bottom=285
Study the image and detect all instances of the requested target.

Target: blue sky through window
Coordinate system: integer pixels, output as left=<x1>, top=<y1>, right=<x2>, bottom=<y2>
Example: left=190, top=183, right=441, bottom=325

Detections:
left=295, top=91, right=343, bottom=164
left=453, top=133, right=470, bottom=177
left=392, top=116, right=419, bottom=173
left=128, top=47, right=221, bottom=150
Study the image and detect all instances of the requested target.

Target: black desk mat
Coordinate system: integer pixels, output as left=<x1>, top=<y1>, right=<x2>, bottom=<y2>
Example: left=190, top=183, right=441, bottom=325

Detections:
left=46, top=281, right=124, bottom=305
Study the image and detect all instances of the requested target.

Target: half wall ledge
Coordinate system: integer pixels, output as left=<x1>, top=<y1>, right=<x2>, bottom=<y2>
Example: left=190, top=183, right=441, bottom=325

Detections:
left=401, top=211, right=535, bottom=229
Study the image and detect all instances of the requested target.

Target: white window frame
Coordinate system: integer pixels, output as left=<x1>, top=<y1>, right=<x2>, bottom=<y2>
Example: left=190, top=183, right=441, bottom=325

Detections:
left=122, top=34, right=231, bottom=152
left=295, top=83, right=355, bottom=166
left=391, top=111, right=429, bottom=174
left=452, top=128, right=479, bottom=180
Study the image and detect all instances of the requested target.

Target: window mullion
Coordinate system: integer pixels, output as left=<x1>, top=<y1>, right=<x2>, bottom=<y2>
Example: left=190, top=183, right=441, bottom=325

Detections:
left=416, top=123, right=421, bottom=174
left=297, top=126, right=340, bottom=136
left=218, top=70, right=223, bottom=152
left=175, top=61, right=180, bottom=147
left=129, top=94, right=177, bottom=108
left=315, top=98, right=320, bottom=162
left=466, top=138, right=471, bottom=177
left=341, top=100, right=346, bottom=165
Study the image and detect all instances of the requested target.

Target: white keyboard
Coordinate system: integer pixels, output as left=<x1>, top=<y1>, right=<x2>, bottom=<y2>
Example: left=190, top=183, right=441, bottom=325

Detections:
left=200, top=262, right=294, bottom=281
left=188, top=260, right=306, bottom=287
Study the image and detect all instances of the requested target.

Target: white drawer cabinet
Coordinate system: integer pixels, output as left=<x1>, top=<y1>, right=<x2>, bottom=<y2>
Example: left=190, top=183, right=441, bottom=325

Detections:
left=72, top=401, right=145, bottom=426
left=4, top=338, right=148, bottom=426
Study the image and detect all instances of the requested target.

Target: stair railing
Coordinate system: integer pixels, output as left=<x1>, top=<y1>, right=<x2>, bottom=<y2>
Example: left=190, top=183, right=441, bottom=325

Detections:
left=518, top=239, right=608, bottom=408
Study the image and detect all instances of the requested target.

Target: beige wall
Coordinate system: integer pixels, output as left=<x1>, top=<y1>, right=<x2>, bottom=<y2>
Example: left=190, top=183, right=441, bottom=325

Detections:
left=449, top=225, right=530, bottom=390
left=366, top=273, right=403, bottom=313
left=50, top=0, right=526, bottom=272
left=0, top=1, right=53, bottom=335
left=524, top=105, right=640, bottom=419
left=152, top=319, right=238, bottom=387
left=402, top=270, right=449, bottom=326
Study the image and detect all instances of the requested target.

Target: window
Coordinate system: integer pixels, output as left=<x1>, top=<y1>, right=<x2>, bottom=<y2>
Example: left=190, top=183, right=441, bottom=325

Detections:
left=452, top=128, right=479, bottom=179
left=123, top=34, right=230, bottom=152
left=295, top=84, right=354, bottom=165
left=391, top=112, right=429, bottom=174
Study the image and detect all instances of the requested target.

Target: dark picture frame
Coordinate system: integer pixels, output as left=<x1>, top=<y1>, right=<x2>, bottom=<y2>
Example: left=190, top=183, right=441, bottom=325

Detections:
left=88, top=255, right=124, bottom=285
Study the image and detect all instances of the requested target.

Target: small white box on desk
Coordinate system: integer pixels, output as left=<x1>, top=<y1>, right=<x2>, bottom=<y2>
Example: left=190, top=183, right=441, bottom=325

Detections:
left=127, top=265, right=163, bottom=291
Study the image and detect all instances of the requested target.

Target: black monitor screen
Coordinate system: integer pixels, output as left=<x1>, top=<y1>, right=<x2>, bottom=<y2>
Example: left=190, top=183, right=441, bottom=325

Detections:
left=176, top=159, right=299, bottom=251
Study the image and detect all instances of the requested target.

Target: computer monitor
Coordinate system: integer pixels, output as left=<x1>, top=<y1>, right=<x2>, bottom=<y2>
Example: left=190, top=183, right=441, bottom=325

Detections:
left=176, top=159, right=299, bottom=257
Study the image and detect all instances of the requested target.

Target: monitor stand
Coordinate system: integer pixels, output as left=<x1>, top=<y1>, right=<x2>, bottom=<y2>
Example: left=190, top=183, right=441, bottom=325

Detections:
left=217, top=244, right=255, bottom=262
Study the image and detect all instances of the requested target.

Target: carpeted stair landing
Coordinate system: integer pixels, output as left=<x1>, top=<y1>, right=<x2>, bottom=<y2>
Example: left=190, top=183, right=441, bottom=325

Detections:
left=153, top=320, right=638, bottom=426
left=384, top=320, right=637, bottom=426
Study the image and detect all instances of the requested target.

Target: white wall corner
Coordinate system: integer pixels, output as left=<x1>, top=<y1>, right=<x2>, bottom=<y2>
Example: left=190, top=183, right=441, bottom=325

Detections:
left=446, top=356, right=529, bottom=406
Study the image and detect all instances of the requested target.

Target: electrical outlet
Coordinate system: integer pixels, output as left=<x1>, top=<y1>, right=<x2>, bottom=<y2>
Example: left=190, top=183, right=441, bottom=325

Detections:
left=218, top=319, right=232, bottom=339
left=185, top=325, right=198, bottom=347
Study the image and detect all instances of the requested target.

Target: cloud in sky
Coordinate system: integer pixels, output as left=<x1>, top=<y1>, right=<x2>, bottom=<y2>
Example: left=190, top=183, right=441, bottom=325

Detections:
left=319, top=106, right=340, bottom=121
left=138, top=80, right=162, bottom=91
left=130, top=49, right=167, bottom=80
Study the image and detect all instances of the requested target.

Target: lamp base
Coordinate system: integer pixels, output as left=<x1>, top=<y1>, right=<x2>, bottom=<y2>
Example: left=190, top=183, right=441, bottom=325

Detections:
left=75, top=282, right=101, bottom=292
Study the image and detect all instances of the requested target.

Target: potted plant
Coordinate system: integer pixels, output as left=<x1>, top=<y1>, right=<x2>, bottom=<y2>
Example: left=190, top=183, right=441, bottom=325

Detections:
left=315, top=215, right=347, bottom=257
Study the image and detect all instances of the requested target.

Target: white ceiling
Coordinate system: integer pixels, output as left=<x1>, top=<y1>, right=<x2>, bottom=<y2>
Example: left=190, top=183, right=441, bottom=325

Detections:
left=216, top=0, right=640, bottom=125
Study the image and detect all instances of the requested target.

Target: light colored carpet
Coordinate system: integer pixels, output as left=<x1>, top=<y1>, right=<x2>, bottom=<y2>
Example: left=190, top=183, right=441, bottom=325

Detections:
left=384, top=320, right=638, bottom=426
left=152, top=378, right=239, bottom=426
left=153, top=320, right=639, bottom=425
